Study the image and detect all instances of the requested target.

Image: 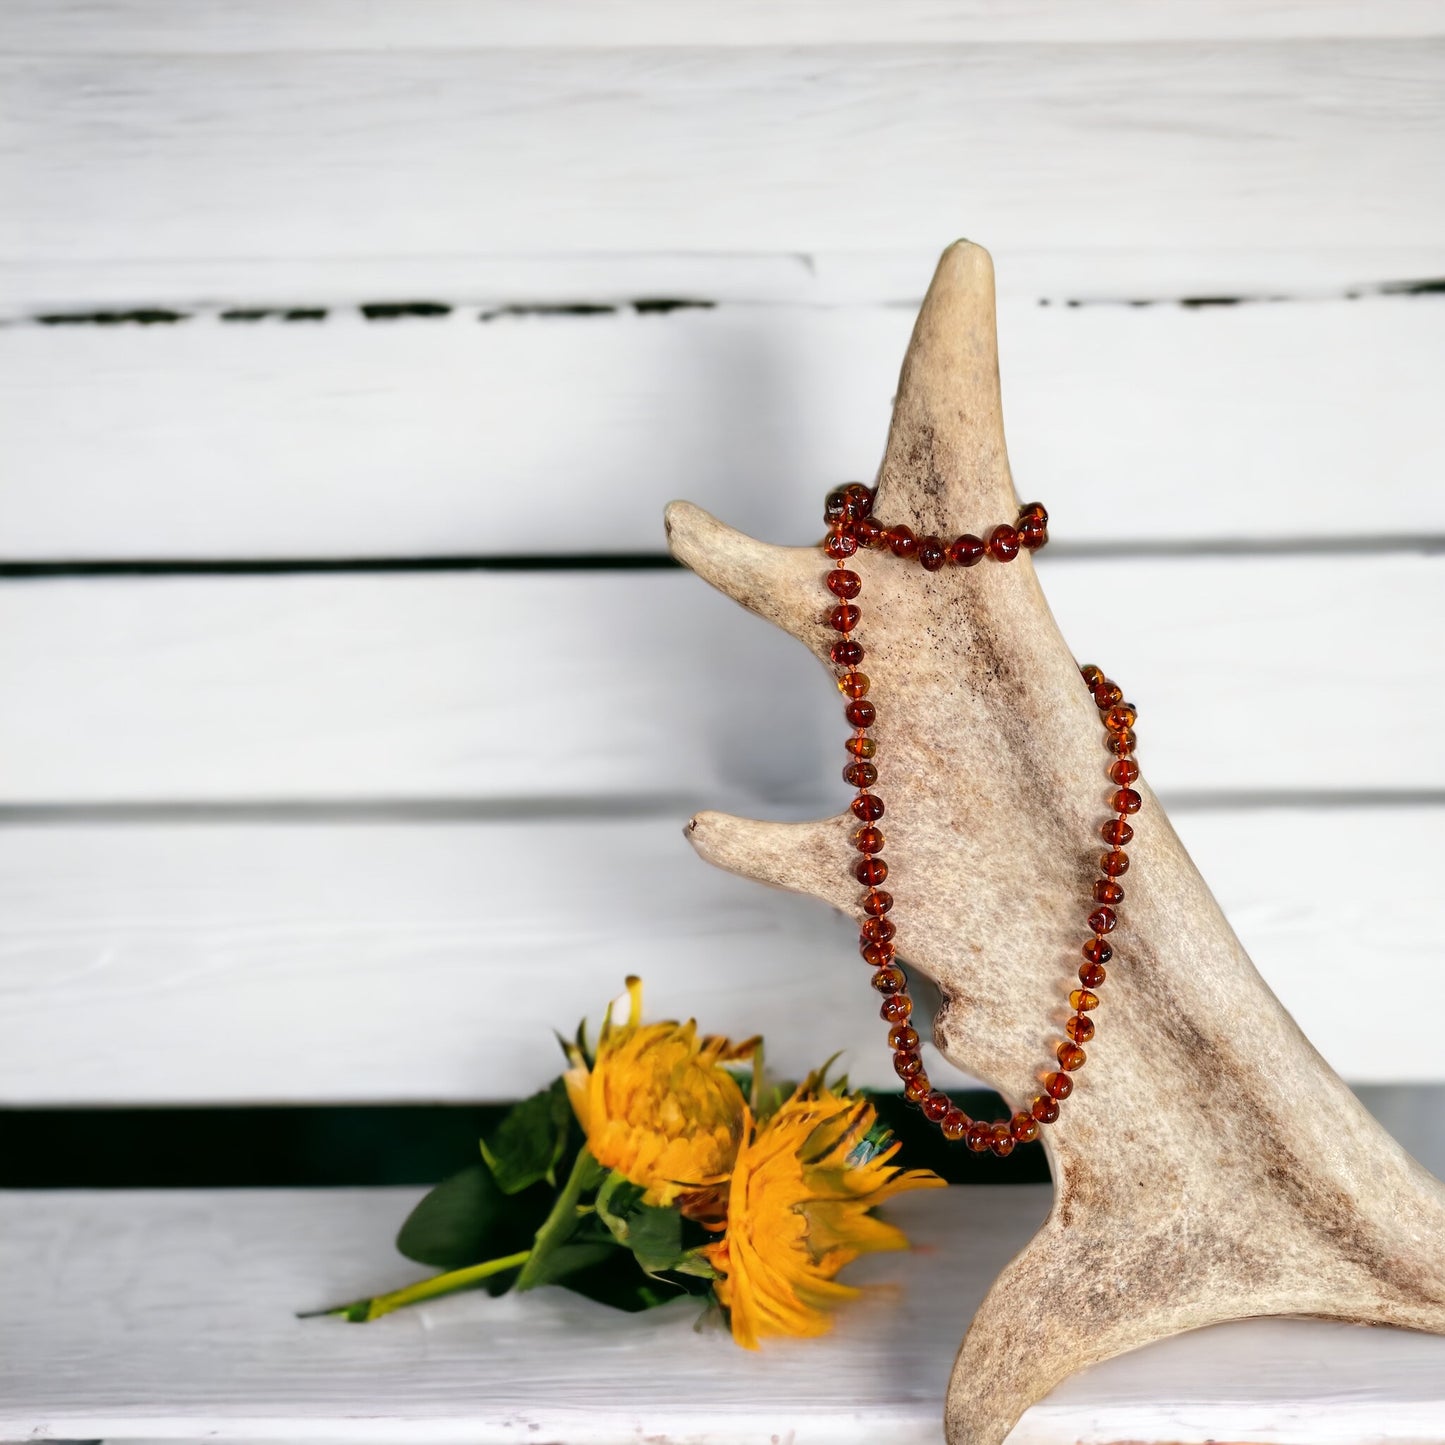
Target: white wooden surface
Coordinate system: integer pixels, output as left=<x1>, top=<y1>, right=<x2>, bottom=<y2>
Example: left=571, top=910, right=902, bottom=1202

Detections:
left=3, top=1185, right=1444, bottom=1444
left=0, top=805, right=1440, bottom=1104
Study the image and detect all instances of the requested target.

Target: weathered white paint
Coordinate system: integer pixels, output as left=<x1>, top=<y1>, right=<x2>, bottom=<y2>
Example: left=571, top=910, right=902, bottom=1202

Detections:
left=1, top=1186, right=1443, bottom=1442
left=2, top=297, right=1440, bottom=557
left=0, top=805, right=1438, bottom=1104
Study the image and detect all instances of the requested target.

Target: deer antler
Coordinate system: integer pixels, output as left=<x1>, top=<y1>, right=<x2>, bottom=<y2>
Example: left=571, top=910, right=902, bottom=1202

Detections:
left=664, top=240, right=1445, bottom=1443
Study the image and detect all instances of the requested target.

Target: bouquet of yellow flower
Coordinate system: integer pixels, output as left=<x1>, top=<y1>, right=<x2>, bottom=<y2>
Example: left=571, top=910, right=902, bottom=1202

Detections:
left=313, top=978, right=945, bottom=1346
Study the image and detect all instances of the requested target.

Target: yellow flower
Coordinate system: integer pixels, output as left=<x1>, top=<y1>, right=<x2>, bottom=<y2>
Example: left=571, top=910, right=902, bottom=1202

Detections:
left=564, top=978, right=754, bottom=1207
left=702, top=1085, right=946, bottom=1348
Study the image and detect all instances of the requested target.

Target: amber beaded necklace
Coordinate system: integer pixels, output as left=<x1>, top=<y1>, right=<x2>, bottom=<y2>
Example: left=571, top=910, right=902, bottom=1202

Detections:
left=822, top=483, right=1140, bottom=1157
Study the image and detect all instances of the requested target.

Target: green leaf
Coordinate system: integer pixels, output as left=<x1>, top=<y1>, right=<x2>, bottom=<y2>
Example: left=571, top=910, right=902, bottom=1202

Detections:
left=557, top=1250, right=713, bottom=1313
left=596, top=1170, right=689, bottom=1275
left=395, top=1163, right=507, bottom=1270
left=520, top=1239, right=619, bottom=1288
left=481, top=1078, right=572, bottom=1194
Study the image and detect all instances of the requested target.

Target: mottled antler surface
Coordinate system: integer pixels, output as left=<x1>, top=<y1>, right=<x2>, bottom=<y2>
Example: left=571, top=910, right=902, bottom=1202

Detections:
left=663, top=241, right=1445, bottom=1443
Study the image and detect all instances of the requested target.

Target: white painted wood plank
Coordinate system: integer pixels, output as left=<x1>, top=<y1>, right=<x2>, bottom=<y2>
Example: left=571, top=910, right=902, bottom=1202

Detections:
left=2, top=1186, right=1444, bottom=1443
left=2, top=297, right=1440, bottom=557
left=0, top=555, right=1440, bottom=804
left=4, top=43, right=1441, bottom=269
left=8, top=1, right=1445, bottom=51
left=0, top=805, right=1438, bottom=1105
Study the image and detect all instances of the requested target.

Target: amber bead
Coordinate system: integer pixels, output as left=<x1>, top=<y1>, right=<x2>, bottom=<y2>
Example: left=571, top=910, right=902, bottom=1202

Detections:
left=1070, top=987, right=1100, bottom=1011
left=1065, top=1012, right=1095, bottom=1043
left=1104, top=703, right=1137, bottom=732
left=840, top=483, right=874, bottom=519
left=1101, top=818, right=1134, bottom=847
left=941, top=1108, right=970, bottom=1141
left=1031, top=1094, right=1060, bottom=1123
left=1011, top=1111, right=1040, bottom=1144
left=966, top=1121, right=993, bottom=1152
left=843, top=759, right=878, bottom=788
left=854, top=515, right=885, bottom=548
left=856, top=856, right=888, bottom=886
left=862, top=913, right=895, bottom=942
left=827, top=569, right=862, bottom=600
left=1057, top=1041, right=1086, bottom=1071
left=919, top=535, right=947, bottom=571
left=903, top=1073, right=931, bottom=1103
left=824, top=530, right=858, bottom=560
left=871, top=965, right=906, bottom=995
left=824, top=489, right=850, bottom=524
left=987, top=524, right=1020, bottom=561
left=1094, top=681, right=1123, bottom=708
left=988, top=1124, right=1015, bottom=1157
left=887, top=525, right=919, bottom=559
left=1093, top=878, right=1124, bottom=906
left=1044, top=1071, right=1073, bottom=1100
left=880, top=992, right=913, bottom=1023
left=1101, top=849, right=1130, bottom=877
left=1106, top=728, right=1137, bottom=756
left=1082, top=937, right=1113, bottom=965
left=860, top=938, right=893, bottom=967
left=1079, top=961, right=1107, bottom=989
left=862, top=888, right=894, bottom=915
left=1112, top=788, right=1142, bottom=815
left=1087, top=906, right=1116, bottom=935
left=1080, top=664, right=1104, bottom=689
left=1110, top=757, right=1139, bottom=785
left=893, top=1049, right=922, bottom=1079
left=829, top=603, right=860, bottom=632
left=852, top=793, right=885, bottom=822
left=837, top=672, right=870, bottom=700
left=922, top=1091, right=951, bottom=1122
left=887, top=1023, right=918, bottom=1051
left=854, top=825, right=884, bottom=854
left=845, top=734, right=876, bottom=759
left=831, top=638, right=864, bottom=667
left=845, top=699, right=876, bottom=728
left=1018, top=517, right=1047, bottom=550
left=948, top=533, right=985, bottom=567
left=1019, top=502, right=1048, bottom=526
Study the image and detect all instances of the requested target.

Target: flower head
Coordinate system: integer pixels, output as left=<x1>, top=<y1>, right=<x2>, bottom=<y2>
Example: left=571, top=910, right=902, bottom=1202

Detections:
left=564, top=977, right=754, bottom=1207
left=702, top=1083, right=945, bottom=1348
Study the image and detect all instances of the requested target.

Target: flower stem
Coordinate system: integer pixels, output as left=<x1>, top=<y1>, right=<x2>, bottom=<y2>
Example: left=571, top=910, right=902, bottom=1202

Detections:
left=514, top=1144, right=600, bottom=1292
left=304, top=1248, right=532, bottom=1323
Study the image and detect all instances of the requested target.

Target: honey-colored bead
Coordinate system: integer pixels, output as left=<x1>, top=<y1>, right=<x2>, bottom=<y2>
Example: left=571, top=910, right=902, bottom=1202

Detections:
left=948, top=533, right=985, bottom=566
left=862, top=914, right=895, bottom=942
left=1057, top=1041, right=1086, bottom=1071
left=1087, top=906, right=1116, bottom=934
left=988, top=1124, right=1015, bottom=1156
left=1044, top=1071, right=1074, bottom=1100
left=922, top=1091, right=951, bottom=1122
left=887, top=1023, right=918, bottom=1051
left=854, top=516, right=885, bottom=548
left=844, top=699, right=876, bottom=728
left=1079, top=961, right=1107, bottom=989
left=987, top=523, right=1020, bottom=561
left=1093, top=879, right=1124, bottom=905
left=903, top=1073, right=931, bottom=1103
left=1031, top=1094, right=1061, bottom=1123
left=1106, top=728, right=1137, bottom=756
left=845, top=734, right=876, bottom=759
left=871, top=965, right=906, bottom=995
left=1082, top=937, right=1113, bottom=965
left=860, top=938, right=893, bottom=967
left=1094, top=681, right=1123, bottom=708
left=893, top=1049, right=923, bottom=1079
left=831, top=639, right=863, bottom=667
left=1019, top=502, right=1049, bottom=526
left=1018, top=517, right=1048, bottom=550
left=1110, top=757, right=1140, bottom=785
left=1080, top=664, right=1104, bottom=689
left=852, top=793, right=884, bottom=822
left=966, top=1121, right=993, bottom=1152
left=918, top=536, right=947, bottom=571
left=862, top=888, right=894, bottom=915
left=828, top=603, right=860, bottom=632
left=843, top=760, right=878, bottom=788
left=824, top=490, right=850, bottom=524
left=824, top=531, right=858, bottom=559
left=840, top=483, right=874, bottom=519
left=1112, top=788, right=1142, bottom=815
left=854, top=825, right=884, bottom=853
left=887, top=525, right=919, bottom=559
left=855, top=856, right=888, bottom=886
left=1070, top=988, right=1100, bottom=1011
left=1101, top=849, right=1130, bottom=876
left=1104, top=703, right=1137, bottom=732
left=826, top=569, right=862, bottom=599
left=1011, top=1111, right=1040, bottom=1143
left=1065, top=1012, right=1095, bottom=1043
left=941, top=1108, right=970, bottom=1141
left=1101, top=818, right=1134, bottom=847
left=837, top=671, right=870, bottom=699
left=880, top=993, right=913, bottom=1023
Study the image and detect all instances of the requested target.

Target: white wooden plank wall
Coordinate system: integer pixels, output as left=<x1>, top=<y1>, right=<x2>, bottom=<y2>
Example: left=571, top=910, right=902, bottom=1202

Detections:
left=1, top=2, right=1443, bottom=1105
